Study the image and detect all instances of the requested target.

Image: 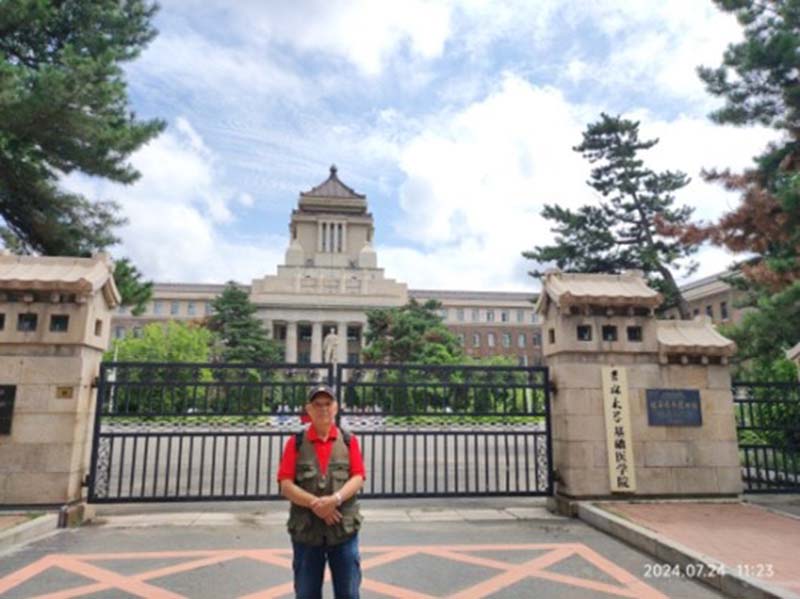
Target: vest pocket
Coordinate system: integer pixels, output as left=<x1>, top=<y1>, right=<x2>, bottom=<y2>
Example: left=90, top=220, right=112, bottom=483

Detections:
left=341, top=512, right=363, bottom=534
left=288, top=510, right=311, bottom=534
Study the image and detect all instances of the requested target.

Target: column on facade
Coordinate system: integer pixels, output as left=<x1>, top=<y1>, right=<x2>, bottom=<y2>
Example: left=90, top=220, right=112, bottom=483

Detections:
left=341, top=223, right=347, bottom=254
left=317, top=222, right=323, bottom=252
left=264, top=319, right=274, bottom=339
left=331, top=222, right=339, bottom=254
left=311, top=321, right=323, bottom=363
left=337, top=321, right=349, bottom=364
left=285, top=321, right=298, bottom=363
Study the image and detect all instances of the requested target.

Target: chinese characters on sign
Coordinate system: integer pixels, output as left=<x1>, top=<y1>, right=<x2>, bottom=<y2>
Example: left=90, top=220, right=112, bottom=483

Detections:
left=646, top=389, right=702, bottom=426
left=601, top=366, right=637, bottom=493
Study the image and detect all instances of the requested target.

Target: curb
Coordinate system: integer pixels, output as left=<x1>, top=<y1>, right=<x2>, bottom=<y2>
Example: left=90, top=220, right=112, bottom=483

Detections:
left=577, top=502, right=799, bottom=599
left=0, top=513, right=60, bottom=556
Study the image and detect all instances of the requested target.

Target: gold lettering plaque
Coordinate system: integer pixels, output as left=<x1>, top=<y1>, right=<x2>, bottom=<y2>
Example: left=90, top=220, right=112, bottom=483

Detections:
left=56, top=386, right=74, bottom=400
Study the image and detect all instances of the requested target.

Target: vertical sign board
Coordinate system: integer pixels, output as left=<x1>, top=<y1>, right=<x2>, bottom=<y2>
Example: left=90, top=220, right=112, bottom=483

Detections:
left=601, top=366, right=636, bottom=493
left=0, top=385, right=16, bottom=435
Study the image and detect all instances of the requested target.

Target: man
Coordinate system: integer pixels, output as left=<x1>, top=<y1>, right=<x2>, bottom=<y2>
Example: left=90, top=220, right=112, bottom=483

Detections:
left=278, top=384, right=365, bottom=598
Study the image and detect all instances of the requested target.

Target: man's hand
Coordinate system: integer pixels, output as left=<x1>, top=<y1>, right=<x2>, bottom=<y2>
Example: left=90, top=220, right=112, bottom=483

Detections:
left=310, top=495, right=338, bottom=520
left=323, top=509, right=342, bottom=526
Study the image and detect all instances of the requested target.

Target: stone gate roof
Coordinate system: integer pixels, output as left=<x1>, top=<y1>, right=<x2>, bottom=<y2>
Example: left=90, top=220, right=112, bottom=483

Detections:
left=656, top=317, right=735, bottom=356
left=536, top=270, right=662, bottom=312
left=0, top=252, right=121, bottom=306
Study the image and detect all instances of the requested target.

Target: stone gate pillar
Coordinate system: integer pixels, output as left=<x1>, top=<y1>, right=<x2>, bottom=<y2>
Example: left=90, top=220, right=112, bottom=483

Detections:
left=538, top=270, right=742, bottom=510
left=0, top=252, right=119, bottom=515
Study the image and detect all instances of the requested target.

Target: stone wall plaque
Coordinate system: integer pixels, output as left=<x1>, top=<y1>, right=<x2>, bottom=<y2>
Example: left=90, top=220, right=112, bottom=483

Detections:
left=601, top=366, right=637, bottom=493
left=0, top=385, right=16, bottom=435
left=56, top=386, right=74, bottom=400
left=646, top=389, right=702, bottom=427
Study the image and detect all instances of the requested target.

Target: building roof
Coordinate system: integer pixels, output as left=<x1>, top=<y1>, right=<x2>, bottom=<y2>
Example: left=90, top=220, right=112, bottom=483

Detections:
left=0, top=252, right=121, bottom=306
left=656, top=317, right=736, bottom=356
left=410, top=289, right=537, bottom=303
left=787, top=341, right=800, bottom=361
left=536, top=270, right=662, bottom=312
left=300, top=165, right=365, bottom=199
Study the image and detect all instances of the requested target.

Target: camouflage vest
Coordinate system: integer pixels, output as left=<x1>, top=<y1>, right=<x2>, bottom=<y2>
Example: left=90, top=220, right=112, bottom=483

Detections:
left=287, top=429, right=362, bottom=546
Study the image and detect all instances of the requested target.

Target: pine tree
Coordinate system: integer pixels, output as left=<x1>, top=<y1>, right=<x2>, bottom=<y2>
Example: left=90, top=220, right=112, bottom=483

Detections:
left=207, top=282, right=283, bottom=364
left=113, top=258, right=152, bottom=317
left=0, top=0, right=165, bottom=255
left=670, top=0, right=800, bottom=291
left=523, top=113, right=697, bottom=318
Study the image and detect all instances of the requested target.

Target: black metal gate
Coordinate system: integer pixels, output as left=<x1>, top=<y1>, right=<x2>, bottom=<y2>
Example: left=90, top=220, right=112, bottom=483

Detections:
left=733, top=381, right=800, bottom=493
left=88, top=362, right=552, bottom=502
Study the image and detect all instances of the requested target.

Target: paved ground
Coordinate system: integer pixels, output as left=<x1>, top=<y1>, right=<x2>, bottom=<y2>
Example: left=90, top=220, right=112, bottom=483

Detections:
left=603, top=501, right=800, bottom=598
left=745, top=493, right=800, bottom=519
left=0, top=503, right=725, bottom=599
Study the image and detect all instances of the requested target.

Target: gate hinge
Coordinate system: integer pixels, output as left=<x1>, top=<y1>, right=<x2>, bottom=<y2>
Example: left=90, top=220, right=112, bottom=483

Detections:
left=81, top=474, right=90, bottom=488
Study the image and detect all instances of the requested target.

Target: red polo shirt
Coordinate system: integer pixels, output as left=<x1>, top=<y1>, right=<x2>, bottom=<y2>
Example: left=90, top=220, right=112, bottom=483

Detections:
left=277, top=424, right=366, bottom=482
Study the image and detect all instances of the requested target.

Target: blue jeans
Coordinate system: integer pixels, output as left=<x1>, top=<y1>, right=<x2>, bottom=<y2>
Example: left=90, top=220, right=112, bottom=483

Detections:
left=292, top=533, right=361, bottom=599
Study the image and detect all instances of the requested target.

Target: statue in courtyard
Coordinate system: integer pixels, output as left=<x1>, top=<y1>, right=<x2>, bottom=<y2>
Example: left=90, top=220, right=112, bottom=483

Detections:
left=323, top=327, right=339, bottom=364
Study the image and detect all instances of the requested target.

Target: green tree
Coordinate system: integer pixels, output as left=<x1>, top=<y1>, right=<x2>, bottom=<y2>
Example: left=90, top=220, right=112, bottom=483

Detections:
left=0, top=0, right=164, bottom=255
left=523, top=114, right=697, bottom=318
left=113, top=257, right=152, bottom=316
left=363, top=299, right=464, bottom=364
left=0, top=1, right=162, bottom=313
left=106, top=320, right=213, bottom=363
left=663, top=0, right=800, bottom=374
left=207, top=282, right=282, bottom=363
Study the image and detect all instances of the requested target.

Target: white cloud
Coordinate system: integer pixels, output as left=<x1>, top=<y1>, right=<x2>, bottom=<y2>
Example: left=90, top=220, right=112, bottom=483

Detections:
left=379, top=74, right=775, bottom=291
left=62, top=120, right=285, bottom=284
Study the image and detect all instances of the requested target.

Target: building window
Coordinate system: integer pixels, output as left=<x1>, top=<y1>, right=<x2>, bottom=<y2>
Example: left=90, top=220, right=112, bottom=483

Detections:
left=457, top=308, right=464, bottom=322
left=720, top=301, right=729, bottom=320
left=50, top=315, right=69, bottom=332
left=205, top=301, right=213, bottom=315
left=577, top=325, right=592, bottom=341
left=114, top=326, right=125, bottom=339
left=187, top=302, right=196, bottom=316
left=94, top=319, right=103, bottom=336
left=517, top=309, right=524, bottom=323
left=171, top=301, right=180, bottom=315
left=531, top=312, right=539, bottom=324
left=132, top=326, right=142, bottom=338
left=298, top=351, right=311, bottom=364
left=348, top=352, right=360, bottom=364
left=518, top=333, right=526, bottom=348
left=0, top=313, right=4, bottom=330
left=18, top=313, right=37, bottom=332
left=153, top=301, right=163, bottom=315
left=500, top=310, right=509, bottom=322
left=519, top=355, right=529, bottom=366
left=472, top=333, right=481, bottom=347
left=627, top=326, right=643, bottom=342
left=548, top=329, right=555, bottom=344
left=693, top=308, right=700, bottom=317
left=457, top=333, right=465, bottom=346
left=705, top=305, right=713, bottom=318
left=347, top=326, right=360, bottom=342
left=439, top=308, right=448, bottom=320
left=533, top=332, right=542, bottom=346
left=471, top=309, right=479, bottom=322
left=299, top=325, right=312, bottom=341
left=601, top=325, right=618, bottom=342
left=487, top=333, right=496, bottom=347
left=502, top=333, right=511, bottom=348
left=486, top=310, right=495, bottom=322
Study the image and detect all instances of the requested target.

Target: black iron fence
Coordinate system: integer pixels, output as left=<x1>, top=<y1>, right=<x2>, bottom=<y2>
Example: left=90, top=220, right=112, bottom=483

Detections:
left=88, top=362, right=553, bottom=502
left=337, top=363, right=552, bottom=497
left=733, top=381, right=800, bottom=493
left=88, top=362, right=333, bottom=502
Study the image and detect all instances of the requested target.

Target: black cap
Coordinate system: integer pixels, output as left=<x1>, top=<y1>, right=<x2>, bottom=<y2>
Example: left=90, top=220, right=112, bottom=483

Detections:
left=307, top=384, right=336, bottom=403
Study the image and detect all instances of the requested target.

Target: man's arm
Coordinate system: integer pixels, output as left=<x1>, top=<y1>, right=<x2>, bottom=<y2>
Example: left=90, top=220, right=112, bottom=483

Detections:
left=280, top=479, right=319, bottom=509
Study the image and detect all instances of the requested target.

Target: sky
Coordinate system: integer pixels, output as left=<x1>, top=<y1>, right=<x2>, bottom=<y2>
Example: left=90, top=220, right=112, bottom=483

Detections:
left=68, top=0, right=779, bottom=292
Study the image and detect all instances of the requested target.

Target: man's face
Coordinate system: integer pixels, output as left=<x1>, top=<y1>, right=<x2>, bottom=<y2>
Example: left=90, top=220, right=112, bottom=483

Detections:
left=306, top=392, right=337, bottom=428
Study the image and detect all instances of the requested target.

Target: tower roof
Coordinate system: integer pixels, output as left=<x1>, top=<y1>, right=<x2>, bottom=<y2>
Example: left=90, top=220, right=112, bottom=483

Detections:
left=300, top=165, right=365, bottom=199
